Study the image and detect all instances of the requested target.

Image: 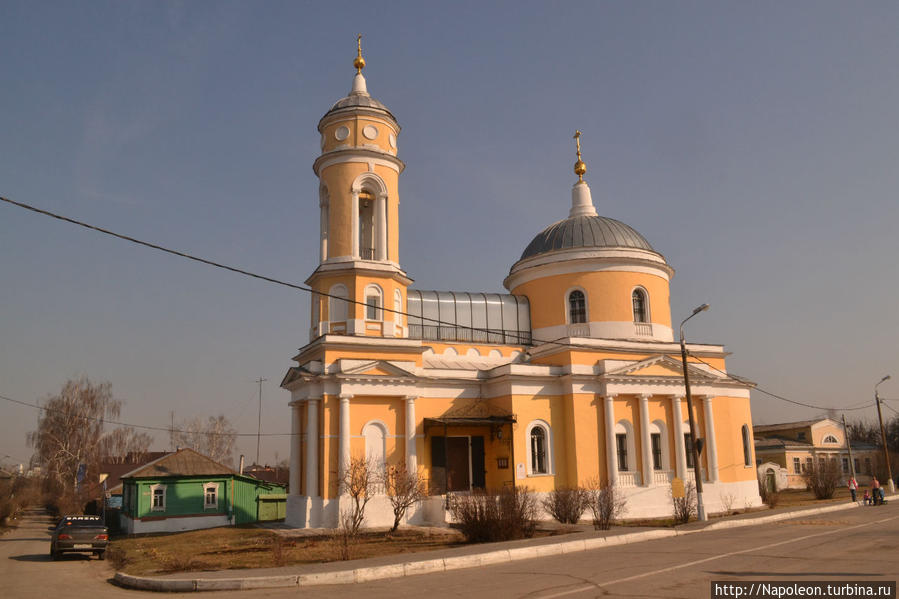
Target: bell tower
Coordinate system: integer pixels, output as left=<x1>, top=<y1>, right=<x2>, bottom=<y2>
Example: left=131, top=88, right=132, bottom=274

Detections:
left=307, top=37, right=412, bottom=341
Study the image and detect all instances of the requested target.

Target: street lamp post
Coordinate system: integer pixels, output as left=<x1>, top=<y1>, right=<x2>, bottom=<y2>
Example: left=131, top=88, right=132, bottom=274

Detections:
left=680, top=303, right=710, bottom=522
left=874, top=375, right=895, bottom=494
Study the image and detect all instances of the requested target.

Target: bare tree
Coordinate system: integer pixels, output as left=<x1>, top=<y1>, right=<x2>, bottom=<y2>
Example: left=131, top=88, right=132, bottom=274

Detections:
left=99, top=427, right=153, bottom=464
left=169, top=415, right=237, bottom=466
left=382, top=463, right=426, bottom=532
left=584, top=478, right=627, bottom=530
left=337, top=455, right=376, bottom=534
left=672, top=481, right=697, bottom=524
left=802, top=458, right=842, bottom=500
left=27, top=378, right=122, bottom=495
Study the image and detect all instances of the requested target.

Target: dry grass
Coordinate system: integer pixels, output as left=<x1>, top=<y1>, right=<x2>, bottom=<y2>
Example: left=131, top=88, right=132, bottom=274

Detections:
left=773, top=486, right=853, bottom=508
left=107, top=526, right=467, bottom=576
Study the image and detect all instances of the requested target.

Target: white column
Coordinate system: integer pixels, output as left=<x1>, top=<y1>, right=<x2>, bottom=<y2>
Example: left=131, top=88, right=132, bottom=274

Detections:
left=305, top=399, right=319, bottom=497
left=377, top=194, right=387, bottom=261
left=405, top=396, right=417, bottom=473
left=289, top=404, right=301, bottom=496
left=338, top=393, right=352, bottom=490
left=702, top=395, right=719, bottom=483
left=671, top=395, right=687, bottom=480
left=351, top=192, right=360, bottom=258
left=604, top=395, right=618, bottom=486
left=639, top=394, right=652, bottom=487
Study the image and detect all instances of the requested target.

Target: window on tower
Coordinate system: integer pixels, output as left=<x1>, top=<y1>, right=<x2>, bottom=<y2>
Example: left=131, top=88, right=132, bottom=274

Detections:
left=359, top=191, right=375, bottom=260
left=632, top=288, right=648, bottom=323
left=365, top=285, right=383, bottom=321
left=568, top=290, right=586, bottom=324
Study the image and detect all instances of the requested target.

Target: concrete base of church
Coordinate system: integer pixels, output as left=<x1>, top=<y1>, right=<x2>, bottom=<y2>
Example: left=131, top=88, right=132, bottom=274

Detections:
left=283, top=481, right=762, bottom=529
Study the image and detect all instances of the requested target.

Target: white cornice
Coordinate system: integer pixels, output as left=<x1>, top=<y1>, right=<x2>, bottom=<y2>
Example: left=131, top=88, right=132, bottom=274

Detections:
left=505, top=248, right=674, bottom=290
left=313, top=150, right=405, bottom=176
left=305, top=261, right=413, bottom=286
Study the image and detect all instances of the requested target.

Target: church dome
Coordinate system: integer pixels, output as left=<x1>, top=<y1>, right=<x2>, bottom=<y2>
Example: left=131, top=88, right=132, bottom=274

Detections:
left=520, top=214, right=655, bottom=261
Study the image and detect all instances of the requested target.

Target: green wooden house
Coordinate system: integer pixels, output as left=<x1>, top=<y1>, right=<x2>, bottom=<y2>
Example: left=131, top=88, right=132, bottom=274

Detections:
left=119, top=448, right=286, bottom=534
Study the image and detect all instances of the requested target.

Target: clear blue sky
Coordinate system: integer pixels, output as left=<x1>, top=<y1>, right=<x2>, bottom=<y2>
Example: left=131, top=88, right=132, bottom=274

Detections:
left=2, top=1, right=899, bottom=468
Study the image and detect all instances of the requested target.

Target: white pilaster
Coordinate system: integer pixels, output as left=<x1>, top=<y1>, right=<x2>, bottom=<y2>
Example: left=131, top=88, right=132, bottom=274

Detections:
left=377, top=193, right=387, bottom=261
left=604, top=395, right=618, bottom=486
left=305, top=399, right=319, bottom=497
left=289, top=404, right=301, bottom=496
left=404, top=396, right=417, bottom=473
left=639, top=394, right=652, bottom=487
left=671, top=395, right=687, bottom=480
left=338, top=393, right=352, bottom=490
left=351, top=192, right=360, bottom=258
left=319, top=201, right=328, bottom=262
left=702, top=395, right=719, bottom=483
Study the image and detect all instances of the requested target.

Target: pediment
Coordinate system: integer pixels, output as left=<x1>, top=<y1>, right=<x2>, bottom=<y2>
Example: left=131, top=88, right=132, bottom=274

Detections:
left=602, top=355, right=721, bottom=382
left=338, top=359, right=417, bottom=379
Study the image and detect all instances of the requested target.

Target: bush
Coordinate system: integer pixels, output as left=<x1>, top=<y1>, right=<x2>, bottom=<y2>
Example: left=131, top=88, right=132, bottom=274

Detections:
left=450, top=487, right=538, bottom=543
left=672, top=481, right=697, bottom=524
left=542, top=487, right=588, bottom=524
left=757, top=476, right=779, bottom=508
left=801, top=459, right=841, bottom=500
left=584, top=478, right=627, bottom=530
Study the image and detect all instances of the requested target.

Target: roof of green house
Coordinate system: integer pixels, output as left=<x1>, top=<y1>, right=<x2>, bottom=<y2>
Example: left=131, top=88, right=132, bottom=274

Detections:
left=121, top=448, right=238, bottom=479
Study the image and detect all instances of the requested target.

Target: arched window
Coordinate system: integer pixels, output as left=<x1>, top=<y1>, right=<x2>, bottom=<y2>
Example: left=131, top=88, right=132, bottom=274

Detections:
left=822, top=435, right=839, bottom=444
left=615, top=421, right=636, bottom=472
left=358, top=191, right=376, bottom=260
left=632, top=288, right=648, bottom=323
left=362, top=421, right=387, bottom=484
left=393, top=289, right=402, bottom=326
left=329, top=284, right=348, bottom=325
left=742, top=424, right=752, bottom=466
left=568, top=290, right=587, bottom=324
left=319, top=186, right=329, bottom=262
left=365, top=285, right=383, bottom=321
left=650, top=420, right=670, bottom=471
left=526, top=421, right=551, bottom=475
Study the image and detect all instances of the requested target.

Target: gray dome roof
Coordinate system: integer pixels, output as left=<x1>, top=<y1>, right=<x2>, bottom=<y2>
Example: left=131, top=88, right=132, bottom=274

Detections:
left=520, top=215, right=656, bottom=260
left=321, top=93, right=397, bottom=125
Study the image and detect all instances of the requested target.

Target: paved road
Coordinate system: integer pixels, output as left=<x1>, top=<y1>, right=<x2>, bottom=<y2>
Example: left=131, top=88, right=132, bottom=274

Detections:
left=3, top=505, right=898, bottom=598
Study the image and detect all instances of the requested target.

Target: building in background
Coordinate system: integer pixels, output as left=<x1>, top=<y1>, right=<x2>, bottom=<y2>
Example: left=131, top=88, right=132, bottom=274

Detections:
left=281, top=43, right=762, bottom=528
left=754, top=418, right=879, bottom=490
left=119, top=448, right=285, bottom=534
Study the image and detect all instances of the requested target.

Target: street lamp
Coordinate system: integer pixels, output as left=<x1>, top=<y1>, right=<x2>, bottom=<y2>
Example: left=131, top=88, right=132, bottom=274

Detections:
left=680, top=303, right=709, bottom=521
left=874, top=375, right=895, bottom=494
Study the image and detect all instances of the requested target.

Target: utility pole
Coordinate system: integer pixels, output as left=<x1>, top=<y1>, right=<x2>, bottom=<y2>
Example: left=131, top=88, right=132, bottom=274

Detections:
left=255, top=377, right=267, bottom=466
left=841, top=414, right=856, bottom=481
left=874, top=375, right=895, bottom=494
left=680, top=303, right=710, bottom=522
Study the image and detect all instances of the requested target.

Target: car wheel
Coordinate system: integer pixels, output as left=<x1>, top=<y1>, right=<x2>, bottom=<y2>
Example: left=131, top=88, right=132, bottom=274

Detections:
left=96, top=551, right=105, bottom=561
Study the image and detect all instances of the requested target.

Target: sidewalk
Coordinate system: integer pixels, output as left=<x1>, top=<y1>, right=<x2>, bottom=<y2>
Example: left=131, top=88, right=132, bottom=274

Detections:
left=113, top=498, right=879, bottom=592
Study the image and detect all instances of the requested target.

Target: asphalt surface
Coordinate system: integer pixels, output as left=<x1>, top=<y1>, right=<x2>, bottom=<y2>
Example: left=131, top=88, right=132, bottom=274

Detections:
left=2, top=501, right=897, bottom=598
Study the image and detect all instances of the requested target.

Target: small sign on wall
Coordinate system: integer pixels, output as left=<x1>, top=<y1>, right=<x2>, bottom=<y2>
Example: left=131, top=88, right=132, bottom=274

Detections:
left=516, top=462, right=526, bottom=479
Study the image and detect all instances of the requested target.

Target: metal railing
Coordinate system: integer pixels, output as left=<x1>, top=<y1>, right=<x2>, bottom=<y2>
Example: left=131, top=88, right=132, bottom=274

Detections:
left=407, top=324, right=531, bottom=345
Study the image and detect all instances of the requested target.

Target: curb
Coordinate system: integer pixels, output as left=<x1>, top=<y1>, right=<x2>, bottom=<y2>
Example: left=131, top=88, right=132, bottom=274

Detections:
left=111, top=501, right=865, bottom=592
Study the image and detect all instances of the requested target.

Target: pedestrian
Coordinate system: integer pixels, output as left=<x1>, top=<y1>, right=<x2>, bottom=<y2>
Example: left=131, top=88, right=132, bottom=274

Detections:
left=847, top=476, right=858, bottom=502
left=872, top=477, right=882, bottom=505
left=863, top=490, right=871, bottom=505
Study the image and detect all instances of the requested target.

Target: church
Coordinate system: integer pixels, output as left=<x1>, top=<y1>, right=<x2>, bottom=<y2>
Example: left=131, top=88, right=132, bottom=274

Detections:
left=281, top=41, right=762, bottom=528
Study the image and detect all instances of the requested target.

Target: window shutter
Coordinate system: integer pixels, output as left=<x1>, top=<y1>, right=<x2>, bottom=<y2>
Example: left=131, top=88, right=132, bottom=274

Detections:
left=431, top=436, right=446, bottom=468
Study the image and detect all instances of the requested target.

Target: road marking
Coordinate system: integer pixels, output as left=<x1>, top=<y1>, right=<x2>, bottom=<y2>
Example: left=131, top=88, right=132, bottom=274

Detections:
left=536, top=514, right=899, bottom=599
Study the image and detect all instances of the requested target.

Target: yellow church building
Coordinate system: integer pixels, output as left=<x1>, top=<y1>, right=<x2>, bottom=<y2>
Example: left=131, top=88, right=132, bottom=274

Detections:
left=281, top=43, right=762, bottom=528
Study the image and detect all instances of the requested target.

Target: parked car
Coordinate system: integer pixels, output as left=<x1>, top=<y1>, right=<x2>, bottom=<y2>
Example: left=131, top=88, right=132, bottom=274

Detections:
left=49, top=515, right=108, bottom=560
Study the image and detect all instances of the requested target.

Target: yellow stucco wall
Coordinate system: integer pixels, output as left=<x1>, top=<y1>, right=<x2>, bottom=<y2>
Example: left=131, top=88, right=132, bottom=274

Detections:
left=512, top=270, right=671, bottom=329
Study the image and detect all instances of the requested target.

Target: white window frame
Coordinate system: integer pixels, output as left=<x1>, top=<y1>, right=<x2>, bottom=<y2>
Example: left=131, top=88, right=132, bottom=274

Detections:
left=362, top=420, right=388, bottom=481
left=364, top=285, right=383, bottom=321
left=150, top=483, right=166, bottom=512
left=631, top=286, right=650, bottom=323
left=565, top=287, right=588, bottom=324
left=328, top=284, right=349, bottom=323
left=650, top=420, right=670, bottom=471
left=615, top=420, right=636, bottom=472
left=822, top=434, right=839, bottom=444
left=525, top=420, right=553, bottom=476
left=203, top=482, right=219, bottom=510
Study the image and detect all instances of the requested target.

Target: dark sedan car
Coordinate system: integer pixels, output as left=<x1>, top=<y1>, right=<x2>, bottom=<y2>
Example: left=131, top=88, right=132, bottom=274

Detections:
left=49, top=515, right=108, bottom=560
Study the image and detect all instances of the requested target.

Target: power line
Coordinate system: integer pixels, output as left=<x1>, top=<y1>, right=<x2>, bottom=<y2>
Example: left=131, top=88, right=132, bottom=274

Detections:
left=1, top=195, right=868, bottom=416
left=0, top=393, right=294, bottom=437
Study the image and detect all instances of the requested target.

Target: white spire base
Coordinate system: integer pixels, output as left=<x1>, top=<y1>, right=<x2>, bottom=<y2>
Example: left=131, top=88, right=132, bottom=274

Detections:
left=351, top=72, right=368, bottom=96
left=569, top=181, right=597, bottom=217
